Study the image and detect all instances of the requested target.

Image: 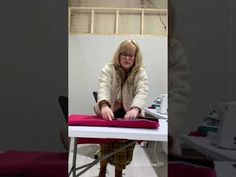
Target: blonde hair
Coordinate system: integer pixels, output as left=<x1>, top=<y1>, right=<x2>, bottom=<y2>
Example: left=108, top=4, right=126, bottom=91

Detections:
left=112, top=40, right=143, bottom=84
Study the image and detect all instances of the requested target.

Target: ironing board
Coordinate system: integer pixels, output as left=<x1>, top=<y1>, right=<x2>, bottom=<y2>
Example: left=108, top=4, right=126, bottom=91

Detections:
left=68, top=115, right=167, bottom=177
left=0, top=151, right=67, bottom=177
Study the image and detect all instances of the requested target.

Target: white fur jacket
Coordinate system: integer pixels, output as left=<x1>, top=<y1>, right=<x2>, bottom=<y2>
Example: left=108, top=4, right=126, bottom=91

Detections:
left=94, top=63, right=149, bottom=116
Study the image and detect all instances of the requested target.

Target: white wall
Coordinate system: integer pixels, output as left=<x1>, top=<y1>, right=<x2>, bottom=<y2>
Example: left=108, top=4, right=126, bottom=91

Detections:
left=69, top=35, right=167, bottom=114
left=170, top=0, right=235, bottom=134
left=0, top=0, right=67, bottom=151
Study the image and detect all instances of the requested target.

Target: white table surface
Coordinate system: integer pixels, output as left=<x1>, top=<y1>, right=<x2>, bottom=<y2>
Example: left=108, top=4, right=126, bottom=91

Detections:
left=69, top=119, right=167, bottom=142
left=181, top=135, right=236, bottom=161
left=144, top=108, right=168, bottom=119
left=68, top=119, right=167, bottom=177
left=214, top=161, right=236, bottom=177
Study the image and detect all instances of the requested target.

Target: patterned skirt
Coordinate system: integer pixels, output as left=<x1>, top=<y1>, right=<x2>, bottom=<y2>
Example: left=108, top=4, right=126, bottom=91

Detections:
left=100, top=141, right=136, bottom=170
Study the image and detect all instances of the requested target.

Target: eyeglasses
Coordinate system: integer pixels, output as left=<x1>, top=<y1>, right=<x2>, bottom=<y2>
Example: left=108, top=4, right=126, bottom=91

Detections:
left=120, top=53, right=135, bottom=59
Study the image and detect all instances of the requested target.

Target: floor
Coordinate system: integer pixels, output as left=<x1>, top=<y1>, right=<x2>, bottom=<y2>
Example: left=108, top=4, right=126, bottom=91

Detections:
left=68, top=141, right=167, bottom=177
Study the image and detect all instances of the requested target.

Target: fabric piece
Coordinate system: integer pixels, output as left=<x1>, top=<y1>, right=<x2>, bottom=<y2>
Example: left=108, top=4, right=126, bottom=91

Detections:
left=169, top=155, right=216, bottom=177
left=0, top=151, right=39, bottom=176
left=69, top=114, right=158, bottom=144
left=24, top=161, right=67, bottom=177
left=168, top=163, right=216, bottom=177
left=0, top=151, right=67, bottom=176
left=68, top=115, right=159, bottom=129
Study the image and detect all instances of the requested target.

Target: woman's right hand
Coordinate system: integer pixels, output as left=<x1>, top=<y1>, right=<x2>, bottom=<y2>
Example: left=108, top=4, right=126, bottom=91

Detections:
left=101, top=106, right=114, bottom=121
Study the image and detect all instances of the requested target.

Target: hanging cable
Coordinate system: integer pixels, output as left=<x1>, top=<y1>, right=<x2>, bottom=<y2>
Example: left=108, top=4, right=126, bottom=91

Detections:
left=158, top=11, right=167, bottom=30
left=145, top=0, right=167, bottom=30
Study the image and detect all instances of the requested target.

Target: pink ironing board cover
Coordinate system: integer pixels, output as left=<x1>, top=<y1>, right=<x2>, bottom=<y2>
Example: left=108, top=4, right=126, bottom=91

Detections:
left=68, top=115, right=159, bottom=128
left=0, top=151, right=67, bottom=177
left=169, top=163, right=216, bottom=177
left=68, top=115, right=159, bottom=144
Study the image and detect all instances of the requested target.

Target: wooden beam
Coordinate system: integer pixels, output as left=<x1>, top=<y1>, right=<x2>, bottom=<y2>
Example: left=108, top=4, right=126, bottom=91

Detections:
left=115, top=9, right=119, bottom=34
left=91, top=9, right=94, bottom=33
left=68, top=7, right=71, bottom=33
left=70, top=7, right=167, bottom=14
left=141, top=9, right=144, bottom=34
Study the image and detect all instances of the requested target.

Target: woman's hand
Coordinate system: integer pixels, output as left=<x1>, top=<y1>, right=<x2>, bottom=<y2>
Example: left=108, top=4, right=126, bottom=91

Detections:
left=101, top=106, right=114, bottom=121
left=124, top=107, right=140, bottom=119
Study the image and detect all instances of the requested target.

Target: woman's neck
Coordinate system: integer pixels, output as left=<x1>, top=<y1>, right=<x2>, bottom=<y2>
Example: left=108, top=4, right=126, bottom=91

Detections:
left=122, top=67, right=132, bottom=73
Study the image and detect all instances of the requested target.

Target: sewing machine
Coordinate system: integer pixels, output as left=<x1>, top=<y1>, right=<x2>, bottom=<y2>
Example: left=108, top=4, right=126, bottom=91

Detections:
left=159, top=94, right=168, bottom=115
left=207, top=101, right=236, bottom=149
left=149, top=94, right=168, bottom=115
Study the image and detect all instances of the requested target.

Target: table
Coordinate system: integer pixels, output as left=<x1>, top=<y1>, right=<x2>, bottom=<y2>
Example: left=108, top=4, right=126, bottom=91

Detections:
left=180, top=135, right=236, bottom=161
left=214, top=161, right=236, bottom=177
left=144, top=108, right=168, bottom=119
left=144, top=108, right=168, bottom=153
left=68, top=119, right=168, bottom=177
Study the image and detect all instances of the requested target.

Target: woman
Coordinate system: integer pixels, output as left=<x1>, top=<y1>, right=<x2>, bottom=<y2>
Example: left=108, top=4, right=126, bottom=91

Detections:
left=94, top=39, right=148, bottom=177
left=168, top=2, right=190, bottom=155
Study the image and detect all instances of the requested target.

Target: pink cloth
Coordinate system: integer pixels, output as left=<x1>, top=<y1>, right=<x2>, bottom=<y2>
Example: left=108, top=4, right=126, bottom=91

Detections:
left=169, top=163, right=216, bottom=177
left=68, top=115, right=159, bottom=128
left=0, top=151, right=67, bottom=176
left=68, top=115, right=159, bottom=144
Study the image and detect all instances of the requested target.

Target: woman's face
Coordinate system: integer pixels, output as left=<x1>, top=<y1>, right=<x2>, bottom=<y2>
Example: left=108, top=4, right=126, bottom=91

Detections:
left=119, top=46, right=136, bottom=71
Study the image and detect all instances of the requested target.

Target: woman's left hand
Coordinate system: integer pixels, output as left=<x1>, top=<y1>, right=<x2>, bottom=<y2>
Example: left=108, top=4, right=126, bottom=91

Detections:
left=124, top=107, right=140, bottom=119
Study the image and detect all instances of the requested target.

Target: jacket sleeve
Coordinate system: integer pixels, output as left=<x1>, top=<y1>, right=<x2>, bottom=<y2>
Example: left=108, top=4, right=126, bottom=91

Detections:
left=131, top=68, right=149, bottom=110
left=94, top=64, right=112, bottom=115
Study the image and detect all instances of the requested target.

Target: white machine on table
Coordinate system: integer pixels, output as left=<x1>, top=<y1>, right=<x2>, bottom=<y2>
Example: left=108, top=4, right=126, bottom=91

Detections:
left=207, top=101, right=236, bottom=150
